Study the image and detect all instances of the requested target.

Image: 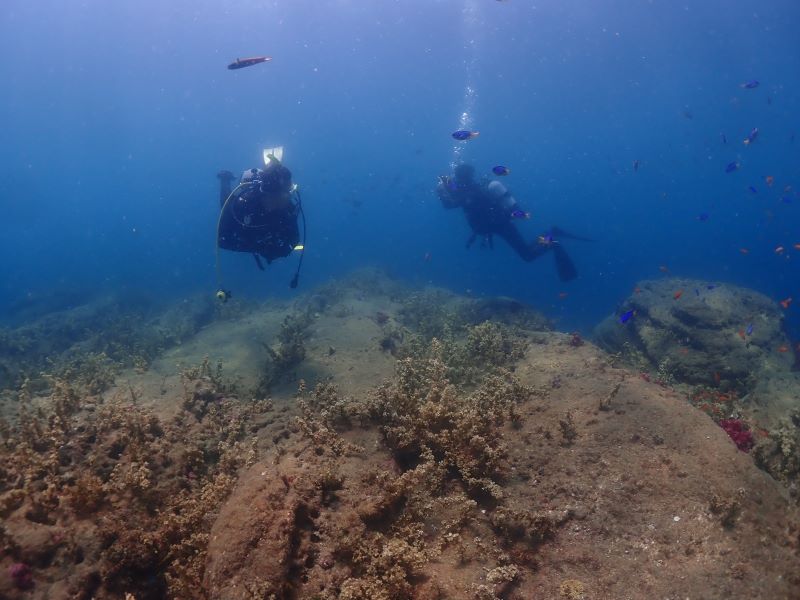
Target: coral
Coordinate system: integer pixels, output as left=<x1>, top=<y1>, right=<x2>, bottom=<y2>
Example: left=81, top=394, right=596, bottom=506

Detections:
left=753, top=411, right=800, bottom=497
left=0, top=355, right=271, bottom=599
left=53, top=351, right=119, bottom=395
left=365, top=342, right=528, bottom=497
left=259, top=310, right=313, bottom=391
left=560, top=579, right=586, bottom=599
left=338, top=535, right=428, bottom=600
left=709, top=493, right=741, bottom=528
left=718, top=419, right=754, bottom=452
left=399, top=321, right=528, bottom=387
left=558, top=412, right=578, bottom=446
left=398, top=290, right=461, bottom=341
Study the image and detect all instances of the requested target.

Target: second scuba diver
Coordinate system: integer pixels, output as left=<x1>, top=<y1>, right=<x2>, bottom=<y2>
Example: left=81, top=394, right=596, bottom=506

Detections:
left=215, top=147, right=306, bottom=300
left=436, top=163, right=590, bottom=282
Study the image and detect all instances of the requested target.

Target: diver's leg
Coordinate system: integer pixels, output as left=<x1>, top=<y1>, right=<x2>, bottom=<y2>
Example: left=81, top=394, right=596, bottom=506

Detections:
left=494, top=223, right=548, bottom=262
left=217, top=170, right=236, bottom=207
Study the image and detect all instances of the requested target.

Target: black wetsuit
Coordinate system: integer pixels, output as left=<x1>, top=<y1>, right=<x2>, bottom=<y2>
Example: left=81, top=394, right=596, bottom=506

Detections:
left=218, top=166, right=300, bottom=264
left=439, top=177, right=578, bottom=281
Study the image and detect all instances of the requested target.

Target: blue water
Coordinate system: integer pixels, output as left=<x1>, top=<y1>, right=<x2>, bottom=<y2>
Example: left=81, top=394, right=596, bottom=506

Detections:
left=1, top=0, right=798, bottom=337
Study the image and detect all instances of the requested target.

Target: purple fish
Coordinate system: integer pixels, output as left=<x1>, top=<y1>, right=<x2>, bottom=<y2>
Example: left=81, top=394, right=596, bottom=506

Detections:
left=452, top=130, right=479, bottom=141
left=744, top=127, right=759, bottom=145
left=510, top=209, right=530, bottom=219
left=725, top=162, right=739, bottom=173
left=740, top=80, right=760, bottom=89
left=492, top=165, right=510, bottom=176
left=748, top=186, right=758, bottom=194
left=746, top=323, right=754, bottom=336
left=697, top=213, right=710, bottom=221
left=721, top=133, right=728, bottom=145
left=619, top=309, right=634, bottom=324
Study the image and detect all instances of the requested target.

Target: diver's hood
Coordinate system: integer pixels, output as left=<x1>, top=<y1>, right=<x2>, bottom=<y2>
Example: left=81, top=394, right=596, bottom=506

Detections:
left=263, top=146, right=284, bottom=166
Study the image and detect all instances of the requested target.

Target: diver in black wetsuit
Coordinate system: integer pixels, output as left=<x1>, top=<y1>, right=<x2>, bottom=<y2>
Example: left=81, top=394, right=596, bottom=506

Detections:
left=437, top=163, right=587, bottom=282
left=216, top=149, right=305, bottom=294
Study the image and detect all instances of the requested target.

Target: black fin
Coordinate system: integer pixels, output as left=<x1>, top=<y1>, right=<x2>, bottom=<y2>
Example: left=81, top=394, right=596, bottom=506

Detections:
left=553, top=245, right=578, bottom=282
left=252, top=254, right=265, bottom=271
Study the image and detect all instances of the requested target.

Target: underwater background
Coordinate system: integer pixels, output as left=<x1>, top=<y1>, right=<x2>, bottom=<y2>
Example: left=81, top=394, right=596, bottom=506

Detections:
left=1, top=0, right=799, bottom=336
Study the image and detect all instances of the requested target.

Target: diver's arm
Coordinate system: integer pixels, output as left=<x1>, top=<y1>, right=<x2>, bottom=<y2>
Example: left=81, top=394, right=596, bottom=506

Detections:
left=217, top=170, right=236, bottom=208
left=437, top=177, right=461, bottom=209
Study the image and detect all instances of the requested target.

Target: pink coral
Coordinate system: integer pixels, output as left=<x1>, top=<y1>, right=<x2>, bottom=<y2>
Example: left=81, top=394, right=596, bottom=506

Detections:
left=718, top=419, right=754, bottom=453
left=9, top=562, right=33, bottom=590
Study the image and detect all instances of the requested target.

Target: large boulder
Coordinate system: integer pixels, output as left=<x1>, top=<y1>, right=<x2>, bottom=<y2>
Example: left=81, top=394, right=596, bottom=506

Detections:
left=593, top=278, right=793, bottom=391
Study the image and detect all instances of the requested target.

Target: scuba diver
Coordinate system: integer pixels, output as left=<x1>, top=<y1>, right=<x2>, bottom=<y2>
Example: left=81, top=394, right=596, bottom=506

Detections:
left=437, top=163, right=589, bottom=282
left=215, top=147, right=306, bottom=301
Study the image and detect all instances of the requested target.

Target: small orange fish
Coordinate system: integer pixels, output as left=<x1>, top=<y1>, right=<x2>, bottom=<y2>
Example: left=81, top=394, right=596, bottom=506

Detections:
left=713, top=372, right=721, bottom=385
left=775, top=245, right=785, bottom=254
left=739, top=248, right=750, bottom=255
left=780, top=297, right=793, bottom=309
left=765, top=175, right=775, bottom=187
left=777, top=345, right=789, bottom=353
left=633, top=287, right=642, bottom=294
left=659, top=265, right=669, bottom=273
left=794, top=244, right=800, bottom=251
left=558, top=292, right=568, bottom=299
left=738, top=329, right=746, bottom=340
left=679, top=348, right=689, bottom=355
left=673, top=289, right=683, bottom=300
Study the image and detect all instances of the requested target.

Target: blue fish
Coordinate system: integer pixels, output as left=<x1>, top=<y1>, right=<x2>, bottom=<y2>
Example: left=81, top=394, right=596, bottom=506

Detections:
left=697, top=213, right=710, bottom=221
left=740, top=80, right=760, bottom=89
left=452, top=130, right=479, bottom=141
left=695, top=289, right=700, bottom=297
left=707, top=285, right=716, bottom=290
left=721, top=133, right=728, bottom=145
left=746, top=323, right=754, bottom=336
left=620, top=309, right=635, bottom=324
left=492, top=165, right=510, bottom=176
left=510, top=209, right=530, bottom=219
left=748, top=186, right=758, bottom=194
left=725, top=162, right=739, bottom=173
left=781, top=196, right=792, bottom=204
left=744, top=127, right=759, bottom=145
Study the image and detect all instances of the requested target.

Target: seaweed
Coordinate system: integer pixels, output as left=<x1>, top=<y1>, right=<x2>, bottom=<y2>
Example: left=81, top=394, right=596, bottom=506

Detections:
left=259, top=309, right=314, bottom=392
left=0, top=357, right=273, bottom=599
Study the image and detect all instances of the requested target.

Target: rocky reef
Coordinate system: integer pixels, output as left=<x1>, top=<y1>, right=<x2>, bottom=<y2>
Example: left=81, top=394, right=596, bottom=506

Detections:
left=0, top=293, right=216, bottom=394
left=0, top=270, right=798, bottom=599
left=594, top=277, right=793, bottom=392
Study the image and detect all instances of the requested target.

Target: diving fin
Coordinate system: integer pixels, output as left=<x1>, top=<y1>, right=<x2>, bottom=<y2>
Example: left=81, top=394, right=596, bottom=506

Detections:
left=252, top=254, right=266, bottom=271
left=553, top=245, right=578, bottom=282
left=262, top=146, right=284, bottom=166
